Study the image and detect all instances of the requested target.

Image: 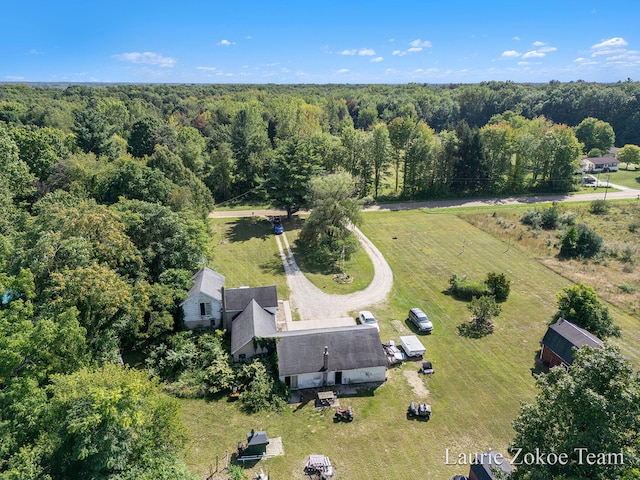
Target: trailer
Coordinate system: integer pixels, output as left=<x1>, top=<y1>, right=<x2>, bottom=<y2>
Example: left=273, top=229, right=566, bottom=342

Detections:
left=399, top=335, right=426, bottom=358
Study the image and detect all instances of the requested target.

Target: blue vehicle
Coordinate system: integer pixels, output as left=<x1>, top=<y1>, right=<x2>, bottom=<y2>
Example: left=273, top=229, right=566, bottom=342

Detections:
left=272, top=216, right=284, bottom=234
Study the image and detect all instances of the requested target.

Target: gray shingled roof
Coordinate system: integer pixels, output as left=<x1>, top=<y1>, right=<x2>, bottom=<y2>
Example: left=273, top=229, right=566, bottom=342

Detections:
left=231, top=300, right=277, bottom=355
left=470, top=450, right=513, bottom=480
left=584, top=156, right=620, bottom=166
left=541, top=318, right=603, bottom=365
left=186, top=267, right=225, bottom=301
left=275, top=325, right=387, bottom=377
left=224, top=286, right=278, bottom=312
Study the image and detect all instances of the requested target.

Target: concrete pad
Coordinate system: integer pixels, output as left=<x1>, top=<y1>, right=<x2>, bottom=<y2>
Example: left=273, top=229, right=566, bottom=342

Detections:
left=286, top=317, right=356, bottom=331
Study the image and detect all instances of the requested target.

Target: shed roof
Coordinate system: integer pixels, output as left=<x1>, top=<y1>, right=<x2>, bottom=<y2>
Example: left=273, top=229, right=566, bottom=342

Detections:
left=541, top=318, right=603, bottom=365
left=275, top=325, right=386, bottom=377
left=185, top=267, right=225, bottom=302
left=470, top=450, right=513, bottom=480
left=224, top=285, right=278, bottom=312
left=231, top=300, right=277, bottom=355
left=247, top=430, right=268, bottom=447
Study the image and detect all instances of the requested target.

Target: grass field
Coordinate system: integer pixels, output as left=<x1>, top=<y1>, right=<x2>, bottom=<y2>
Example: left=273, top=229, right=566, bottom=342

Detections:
left=180, top=206, right=640, bottom=480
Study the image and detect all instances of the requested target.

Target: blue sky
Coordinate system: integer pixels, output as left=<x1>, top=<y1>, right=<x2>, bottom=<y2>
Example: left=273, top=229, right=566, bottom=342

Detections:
left=3, top=0, right=640, bottom=84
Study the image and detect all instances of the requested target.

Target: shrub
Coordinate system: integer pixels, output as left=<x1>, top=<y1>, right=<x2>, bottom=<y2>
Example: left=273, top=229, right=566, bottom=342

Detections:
left=628, top=221, right=640, bottom=233
left=520, top=209, right=541, bottom=228
left=560, top=223, right=603, bottom=258
left=540, top=203, right=560, bottom=230
left=486, top=272, right=511, bottom=302
left=590, top=199, right=609, bottom=215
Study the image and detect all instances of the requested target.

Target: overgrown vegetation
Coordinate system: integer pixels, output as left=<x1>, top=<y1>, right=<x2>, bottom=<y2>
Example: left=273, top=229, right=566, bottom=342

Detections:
left=448, top=271, right=511, bottom=302
left=145, top=330, right=288, bottom=412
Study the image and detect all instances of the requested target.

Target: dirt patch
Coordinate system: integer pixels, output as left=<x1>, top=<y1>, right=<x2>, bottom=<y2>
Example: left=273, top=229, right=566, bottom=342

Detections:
left=392, top=319, right=410, bottom=334
left=404, top=369, right=429, bottom=398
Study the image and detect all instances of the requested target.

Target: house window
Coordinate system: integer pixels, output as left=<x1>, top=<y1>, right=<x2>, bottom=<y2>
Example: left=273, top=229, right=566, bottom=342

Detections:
left=200, top=302, right=212, bottom=316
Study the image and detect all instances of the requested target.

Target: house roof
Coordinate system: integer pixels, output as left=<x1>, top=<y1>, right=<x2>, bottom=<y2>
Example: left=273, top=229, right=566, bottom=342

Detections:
left=275, top=325, right=387, bottom=377
left=583, top=156, right=620, bottom=166
left=231, top=299, right=277, bottom=355
left=541, top=318, right=603, bottom=365
left=224, top=285, right=278, bottom=312
left=470, top=450, right=513, bottom=480
left=185, top=267, right=225, bottom=302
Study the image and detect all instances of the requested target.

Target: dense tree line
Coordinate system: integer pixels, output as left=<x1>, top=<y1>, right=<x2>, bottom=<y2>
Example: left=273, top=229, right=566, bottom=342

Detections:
left=1, top=81, right=638, bottom=208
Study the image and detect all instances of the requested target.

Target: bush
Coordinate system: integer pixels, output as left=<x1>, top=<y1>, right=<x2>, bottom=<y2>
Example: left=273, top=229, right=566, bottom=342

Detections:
left=540, top=204, right=560, bottom=230
left=590, top=199, right=609, bottom=215
left=520, top=209, right=541, bottom=228
left=560, top=223, right=603, bottom=258
left=486, top=272, right=511, bottom=302
left=450, top=279, right=487, bottom=300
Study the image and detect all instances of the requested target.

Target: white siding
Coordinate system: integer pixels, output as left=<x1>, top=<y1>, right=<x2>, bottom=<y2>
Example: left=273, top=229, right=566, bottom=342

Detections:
left=281, top=366, right=386, bottom=390
left=182, top=293, right=222, bottom=329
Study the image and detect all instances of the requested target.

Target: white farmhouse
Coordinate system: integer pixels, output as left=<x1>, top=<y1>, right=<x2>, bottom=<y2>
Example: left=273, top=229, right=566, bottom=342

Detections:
left=181, top=267, right=225, bottom=329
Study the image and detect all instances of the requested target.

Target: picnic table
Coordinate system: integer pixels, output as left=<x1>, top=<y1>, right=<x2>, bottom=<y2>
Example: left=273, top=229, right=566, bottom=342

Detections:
left=316, top=391, right=337, bottom=407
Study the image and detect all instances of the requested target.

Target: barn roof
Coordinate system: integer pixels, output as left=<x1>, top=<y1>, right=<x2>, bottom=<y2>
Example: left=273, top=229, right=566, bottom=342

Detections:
left=541, top=318, right=603, bottom=365
left=470, top=450, right=513, bottom=480
left=275, top=325, right=386, bottom=377
left=583, top=156, right=620, bottom=166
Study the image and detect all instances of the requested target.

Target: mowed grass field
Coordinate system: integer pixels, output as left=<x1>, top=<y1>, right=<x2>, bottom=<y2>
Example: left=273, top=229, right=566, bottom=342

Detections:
left=183, top=208, right=639, bottom=480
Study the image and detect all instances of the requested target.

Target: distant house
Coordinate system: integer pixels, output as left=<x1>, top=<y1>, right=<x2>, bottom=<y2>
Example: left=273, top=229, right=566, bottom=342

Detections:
left=181, top=267, right=225, bottom=329
left=275, top=325, right=387, bottom=390
left=581, top=156, right=620, bottom=173
left=230, top=299, right=277, bottom=361
left=223, top=285, right=278, bottom=330
left=540, top=318, right=604, bottom=370
left=468, top=450, right=512, bottom=480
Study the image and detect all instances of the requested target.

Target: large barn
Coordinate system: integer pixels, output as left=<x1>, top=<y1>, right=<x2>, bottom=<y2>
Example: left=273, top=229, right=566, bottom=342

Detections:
left=540, top=318, right=603, bottom=370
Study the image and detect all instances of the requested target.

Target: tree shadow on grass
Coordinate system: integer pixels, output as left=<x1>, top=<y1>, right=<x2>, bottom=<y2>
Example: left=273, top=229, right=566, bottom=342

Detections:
left=260, top=252, right=287, bottom=277
left=226, top=217, right=271, bottom=243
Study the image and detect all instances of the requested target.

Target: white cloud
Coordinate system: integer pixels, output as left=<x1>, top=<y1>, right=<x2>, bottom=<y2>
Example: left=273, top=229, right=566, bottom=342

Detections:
left=371, top=56, right=384, bottom=63
left=339, top=49, right=357, bottom=55
left=196, top=66, right=217, bottom=71
left=409, top=39, right=432, bottom=48
left=408, top=47, right=422, bottom=53
left=538, top=46, right=557, bottom=53
left=29, top=49, right=42, bottom=55
left=217, top=39, right=235, bottom=46
left=522, top=50, right=545, bottom=59
left=502, top=50, right=520, bottom=58
left=533, top=40, right=545, bottom=47
left=513, top=36, right=520, bottom=41
left=337, top=68, right=350, bottom=73
left=5, top=75, right=25, bottom=80
left=592, top=37, right=628, bottom=50
left=113, top=51, right=176, bottom=67
left=358, top=48, right=376, bottom=56
left=392, top=50, right=406, bottom=56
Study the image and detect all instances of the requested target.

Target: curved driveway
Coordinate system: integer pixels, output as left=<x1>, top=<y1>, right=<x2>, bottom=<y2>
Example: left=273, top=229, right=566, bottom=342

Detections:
left=274, top=225, right=393, bottom=321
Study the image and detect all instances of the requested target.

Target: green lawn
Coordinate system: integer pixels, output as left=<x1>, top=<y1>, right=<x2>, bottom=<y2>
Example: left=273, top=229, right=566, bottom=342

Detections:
left=604, top=168, right=640, bottom=189
left=184, top=209, right=640, bottom=480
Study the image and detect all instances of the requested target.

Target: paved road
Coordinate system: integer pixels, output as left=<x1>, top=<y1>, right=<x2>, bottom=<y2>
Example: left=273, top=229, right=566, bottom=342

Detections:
left=209, top=188, right=640, bottom=219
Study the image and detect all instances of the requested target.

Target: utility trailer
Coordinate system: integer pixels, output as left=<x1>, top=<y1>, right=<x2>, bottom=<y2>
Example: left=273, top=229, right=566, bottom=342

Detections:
left=399, top=335, right=426, bottom=358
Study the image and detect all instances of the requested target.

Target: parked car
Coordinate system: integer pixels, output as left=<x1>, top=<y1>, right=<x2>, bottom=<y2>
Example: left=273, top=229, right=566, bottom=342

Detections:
left=357, top=310, right=379, bottom=332
left=583, top=176, right=596, bottom=185
left=272, top=216, right=284, bottom=234
left=408, top=308, right=433, bottom=333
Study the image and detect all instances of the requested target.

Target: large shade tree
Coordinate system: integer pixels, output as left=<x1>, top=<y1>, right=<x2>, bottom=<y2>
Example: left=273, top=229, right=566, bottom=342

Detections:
left=297, top=172, right=365, bottom=266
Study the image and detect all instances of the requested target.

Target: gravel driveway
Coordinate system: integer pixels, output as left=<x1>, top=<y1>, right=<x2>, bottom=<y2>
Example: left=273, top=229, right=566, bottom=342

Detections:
left=274, top=225, right=393, bottom=321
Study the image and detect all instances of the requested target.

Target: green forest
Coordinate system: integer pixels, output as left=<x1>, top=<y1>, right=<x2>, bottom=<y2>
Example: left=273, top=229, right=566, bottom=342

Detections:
left=0, top=81, right=639, bottom=479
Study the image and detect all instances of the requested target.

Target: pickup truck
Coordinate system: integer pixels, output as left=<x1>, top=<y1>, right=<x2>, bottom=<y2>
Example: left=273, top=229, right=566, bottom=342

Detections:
left=399, top=335, right=426, bottom=358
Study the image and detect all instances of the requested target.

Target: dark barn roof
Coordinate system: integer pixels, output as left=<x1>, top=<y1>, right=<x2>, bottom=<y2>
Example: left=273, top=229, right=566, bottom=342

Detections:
left=275, top=325, right=386, bottom=377
left=584, top=156, right=620, bottom=166
left=541, top=318, right=603, bottom=365
left=224, top=285, right=278, bottom=312
left=470, top=450, right=512, bottom=480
